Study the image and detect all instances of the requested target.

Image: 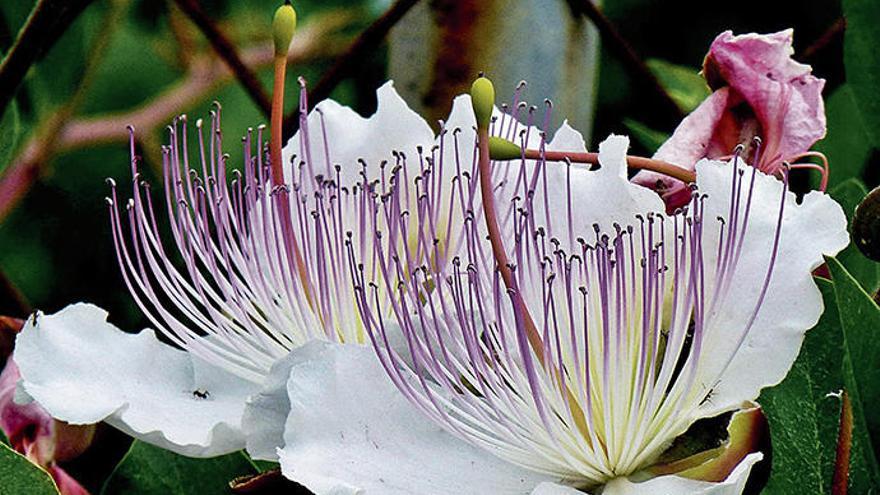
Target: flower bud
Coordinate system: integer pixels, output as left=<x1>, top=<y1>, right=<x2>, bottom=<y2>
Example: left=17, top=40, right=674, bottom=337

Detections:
left=273, top=1, right=297, bottom=57
left=470, top=76, right=494, bottom=130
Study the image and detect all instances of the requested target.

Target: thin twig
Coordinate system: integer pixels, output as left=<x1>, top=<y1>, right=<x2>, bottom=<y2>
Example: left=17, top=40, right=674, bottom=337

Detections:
left=0, top=0, right=126, bottom=222
left=565, top=0, right=684, bottom=126
left=800, top=17, right=845, bottom=62
left=0, top=0, right=95, bottom=120
left=282, top=0, right=421, bottom=140
left=0, top=18, right=346, bottom=222
left=173, top=0, right=272, bottom=117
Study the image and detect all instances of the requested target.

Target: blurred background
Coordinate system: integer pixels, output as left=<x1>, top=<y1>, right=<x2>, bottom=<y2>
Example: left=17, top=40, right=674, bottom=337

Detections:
left=0, top=0, right=861, bottom=333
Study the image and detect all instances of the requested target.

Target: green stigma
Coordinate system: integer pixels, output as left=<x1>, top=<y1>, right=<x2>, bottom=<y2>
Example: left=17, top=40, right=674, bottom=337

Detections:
left=470, top=76, right=495, bottom=130
left=273, top=1, right=297, bottom=57
left=489, top=136, right=522, bottom=160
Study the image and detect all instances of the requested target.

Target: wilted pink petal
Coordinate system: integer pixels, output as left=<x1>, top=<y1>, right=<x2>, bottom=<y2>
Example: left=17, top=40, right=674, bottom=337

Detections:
left=0, top=359, right=92, bottom=495
left=47, top=463, right=91, bottom=495
left=704, top=29, right=826, bottom=167
left=634, top=29, right=826, bottom=210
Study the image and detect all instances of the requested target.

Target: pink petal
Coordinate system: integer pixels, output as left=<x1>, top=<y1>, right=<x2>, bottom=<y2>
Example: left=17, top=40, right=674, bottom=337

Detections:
left=47, top=463, right=92, bottom=495
left=633, top=30, right=827, bottom=211
left=632, top=89, right=732, bottom=204
left=0, top=359, right=54, bottom=464
left=703, top=29, right=826, bottom=168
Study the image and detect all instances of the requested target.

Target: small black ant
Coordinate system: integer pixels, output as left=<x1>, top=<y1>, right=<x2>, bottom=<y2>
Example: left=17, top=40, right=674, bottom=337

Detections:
left=699, top=380, right=720, bottom=406
left=699, top=389, right=715, bottom=406
left=192, top=389, right=210, bottom=399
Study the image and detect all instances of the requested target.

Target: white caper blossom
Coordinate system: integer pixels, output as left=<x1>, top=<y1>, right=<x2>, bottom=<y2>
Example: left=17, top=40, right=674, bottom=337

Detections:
left=257, top=87, right=848, bottom=494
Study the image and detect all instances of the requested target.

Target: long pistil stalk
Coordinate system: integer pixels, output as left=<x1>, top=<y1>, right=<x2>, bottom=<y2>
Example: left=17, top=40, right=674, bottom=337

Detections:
left=471, top=77, right=594, bottom=442
left=271, top=1, right=314, bottom=304
left=489, top=136, right=696, bottom=183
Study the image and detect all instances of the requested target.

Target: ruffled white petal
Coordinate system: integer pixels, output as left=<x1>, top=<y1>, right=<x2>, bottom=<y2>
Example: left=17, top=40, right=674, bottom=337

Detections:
left=283, top=81, right=436, bottom=188
left=15, top=303, right=258, bottom=457
left=693, top=159, right=848, bottom=416
left=602, top=453, right=762, bottom=495
left=277, top=341, right=569, bottom=494
left=241, top=351, right=300, bottom=461
left=530, top=482, right=586, bottom=494
left=536, top=134, right=667, bottom=251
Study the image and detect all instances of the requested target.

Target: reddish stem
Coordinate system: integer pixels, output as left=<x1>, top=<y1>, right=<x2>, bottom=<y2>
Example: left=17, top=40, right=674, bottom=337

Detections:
left=520, top=148, right=695, bottom=184
left=832, top=390, right=853, bottom=495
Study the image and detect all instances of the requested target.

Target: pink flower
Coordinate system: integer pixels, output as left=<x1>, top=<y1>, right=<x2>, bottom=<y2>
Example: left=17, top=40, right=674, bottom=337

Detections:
left=634, top=29, right=827, bottom=210
left=0, top=358, right=92, bottom=495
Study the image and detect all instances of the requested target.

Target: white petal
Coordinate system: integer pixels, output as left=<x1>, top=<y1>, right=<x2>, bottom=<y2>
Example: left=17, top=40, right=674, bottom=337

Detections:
left=241, top=351, right=300, bottom=461
left=537, top=134, right=667, bottom=248
left=284, top=81, right=436, bottom=187
left=602, top=453, right=762, bottom=495
left=14, top=303, right=258, bottom=457
left=278, top=341, right=566, bottom=494
left=531, top=482, right=587, bottom=494
left=693, top=159, right=848, bottom=416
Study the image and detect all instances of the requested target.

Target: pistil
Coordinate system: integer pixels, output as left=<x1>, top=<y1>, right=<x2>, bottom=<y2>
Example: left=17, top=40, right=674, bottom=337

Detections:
left=471, top=76, right=593, bottom=441
left=489, top=136, right=696, bottom=184
left=270, top=1, right=313, bottom=304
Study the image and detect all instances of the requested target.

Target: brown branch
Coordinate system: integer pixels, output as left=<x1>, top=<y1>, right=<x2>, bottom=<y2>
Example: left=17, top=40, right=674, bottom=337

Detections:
left=173, top=0, right=272, bottom=117
left=799, top=17, right=845, bottom=62
left=282, top=0, right=421, bottom=140
left=0, top=18, right=346, bottom=222
left=565, top=0, right=684, bottom=126
left=0, top=0, right=95, bottom=120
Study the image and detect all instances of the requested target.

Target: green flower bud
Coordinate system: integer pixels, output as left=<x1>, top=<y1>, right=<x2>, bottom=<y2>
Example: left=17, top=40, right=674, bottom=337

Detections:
left=470, top=76, right=495, bottom=130
left=489, top=136, right=522, bottom=160
left=273, top=1, right=297, bottom=57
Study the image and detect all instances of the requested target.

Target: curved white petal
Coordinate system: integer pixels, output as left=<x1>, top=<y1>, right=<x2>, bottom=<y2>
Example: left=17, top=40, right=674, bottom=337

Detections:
left=538, top=134, right=667, bottom=249
left=277, top=341, right=568, bottom=494
left=602, top=453, right=762, bottom=495
left=15, top=303, right=258, bottom=457
left=241, top=351, right=300, bottom=461
left=531, top=482, right=586, bottom=494
left=693, top=159, right=848, bottom=416
left=283, top=81, right=436, bottom=188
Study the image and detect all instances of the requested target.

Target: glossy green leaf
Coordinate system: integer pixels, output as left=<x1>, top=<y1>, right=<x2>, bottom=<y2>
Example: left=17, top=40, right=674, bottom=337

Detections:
left=0, top=441, right=59, bottom=495
left=760, top=280, right=843, bottom=493
left=646, top=59, right=710, bottom=113
left=101, top=441, right=257, bottom=495
left=816, top=85, right=872, bottom=189
left=843, top=0, right=880, bottom=146
left=830, top=179, right=879, bottom=293
left=828, top=257, right=880, bottom=477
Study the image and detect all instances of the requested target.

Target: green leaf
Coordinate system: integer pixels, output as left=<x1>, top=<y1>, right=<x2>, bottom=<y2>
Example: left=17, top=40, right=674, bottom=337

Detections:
left=830, top=179, right=879, bottom=293
left=101, top=441, right=257, bottom=495
left=828, top=257, right=880, bottom=472
left=761, top=276, right=880, bottom=493
left=623, top=118, right=669, bottom=154
left=0, top=442, right=59, bottom=495
left=843, top=0, right=880, bottom=146
left=760, top=279, right=844, bottom=493
left=0, top=101, right=21, bottom=173
left=646, top=59, right=710, bottom=113
left=816, top=85, right=872, bottom=189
